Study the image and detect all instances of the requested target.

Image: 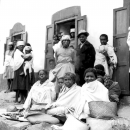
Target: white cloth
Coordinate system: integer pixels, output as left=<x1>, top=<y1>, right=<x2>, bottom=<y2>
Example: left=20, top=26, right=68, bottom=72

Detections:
left=127, top=30, right=130, bottom=51
left=23, top=53, right=33, bottom=74
left=94, top=51, right=109, bottom=75
left=80, top=80, right=110, bottom=119
left=47, top=84, right=85, bottom=118
left=23, top=80, right=56, bottom=109
left=4, top=50, right=14, bottom=67
left=13, top=49, right=24, bottom=71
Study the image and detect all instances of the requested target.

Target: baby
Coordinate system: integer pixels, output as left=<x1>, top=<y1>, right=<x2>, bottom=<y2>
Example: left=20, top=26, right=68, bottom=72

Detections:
left=21, top=46, right=33, bottom=76
left=98, top=34, right=117, bottom=78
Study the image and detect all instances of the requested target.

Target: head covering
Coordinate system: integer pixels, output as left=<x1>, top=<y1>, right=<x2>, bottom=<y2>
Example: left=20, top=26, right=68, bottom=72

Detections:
left=77, top=30, right=89, bottom=38
left=17, top=41, right=25, bottom=47
left=24, top=46, right=32, bottom=51
left=8, top=42, right=13, bottom=46
left=61, top=35, right=71, bottom=42
left=128, top=27, right=130, bottom=31
left=70, top=28, right=75, bottom=33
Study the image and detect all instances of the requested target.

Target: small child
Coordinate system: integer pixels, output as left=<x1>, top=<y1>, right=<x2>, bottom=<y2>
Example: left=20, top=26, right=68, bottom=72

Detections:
left=21, top=46, right=33, bottom=77
left=97, top=34, right=117, bottom=78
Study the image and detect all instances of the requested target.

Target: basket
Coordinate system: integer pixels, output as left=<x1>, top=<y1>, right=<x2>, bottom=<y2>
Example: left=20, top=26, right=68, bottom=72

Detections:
left=88, top=101, right=117, bottom=119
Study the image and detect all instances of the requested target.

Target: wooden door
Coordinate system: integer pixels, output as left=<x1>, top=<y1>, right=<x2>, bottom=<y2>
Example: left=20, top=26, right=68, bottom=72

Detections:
left=75, top=15, right=87, bottom=48
left=3, top=37, right=11, bottom=63
left=113, top=5, right=130, bottom=95
left=22, top=32, right=27, bottom=43
left=75, top=15, right=87, bottom=69
left=44, top=24, right=54, bottom=71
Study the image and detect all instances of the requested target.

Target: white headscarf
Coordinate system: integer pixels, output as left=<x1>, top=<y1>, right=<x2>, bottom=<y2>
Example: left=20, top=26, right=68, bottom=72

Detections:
left=17, top=41, right=25, bottom=47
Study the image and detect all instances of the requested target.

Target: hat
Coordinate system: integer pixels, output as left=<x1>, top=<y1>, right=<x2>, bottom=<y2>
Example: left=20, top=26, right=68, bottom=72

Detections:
left=17, top=41, right=25, bottom=47
left=61, top=35, right=71, bottom=42
left=70, top=28, right=75, bottom=33
left=8, top=42, right=13, bottom=46
left=77, top=30, right=89, bottom=38
left=24, top=46, right=32, bottom=51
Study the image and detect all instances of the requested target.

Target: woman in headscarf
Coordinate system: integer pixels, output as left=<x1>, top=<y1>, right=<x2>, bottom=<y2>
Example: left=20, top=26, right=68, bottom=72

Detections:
left=3, top=42, right=15, bottom=92
left=50, top=35, right=75, bottom=94
left=12, top=40, right=34, bottom=103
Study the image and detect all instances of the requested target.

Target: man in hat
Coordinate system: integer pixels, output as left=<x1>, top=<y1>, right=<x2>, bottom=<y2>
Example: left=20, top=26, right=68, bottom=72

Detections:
left=76, top=30, right=96, bottom=86
left=3, top=42, right=15, bottom=92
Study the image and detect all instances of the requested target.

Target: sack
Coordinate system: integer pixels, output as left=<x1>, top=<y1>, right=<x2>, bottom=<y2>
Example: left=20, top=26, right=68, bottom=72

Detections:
left=88, top=101, right=117, bottom=119
left=62, top=114, right=89, bottom=130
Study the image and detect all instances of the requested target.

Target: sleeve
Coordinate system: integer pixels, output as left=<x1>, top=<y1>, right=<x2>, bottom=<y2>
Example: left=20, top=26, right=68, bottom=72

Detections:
left=85, top=44, right=96, bottom=66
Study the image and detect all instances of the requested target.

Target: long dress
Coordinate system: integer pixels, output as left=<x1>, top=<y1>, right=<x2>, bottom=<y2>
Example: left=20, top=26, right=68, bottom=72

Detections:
left=3, top=50, right=14, bottom=79
left=52, top=47, right=75, bottom=79
left=12, top=49, right=35, bottom=99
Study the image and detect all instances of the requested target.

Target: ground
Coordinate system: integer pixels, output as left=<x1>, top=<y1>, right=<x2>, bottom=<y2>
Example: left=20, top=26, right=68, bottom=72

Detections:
left=0, top=74, right=130, bottom=130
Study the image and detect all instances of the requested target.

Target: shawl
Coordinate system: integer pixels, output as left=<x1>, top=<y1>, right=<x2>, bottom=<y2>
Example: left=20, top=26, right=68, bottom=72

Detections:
left=23, top=80, right=55, bottom=109
left=13, top=49, right=24, bottom=71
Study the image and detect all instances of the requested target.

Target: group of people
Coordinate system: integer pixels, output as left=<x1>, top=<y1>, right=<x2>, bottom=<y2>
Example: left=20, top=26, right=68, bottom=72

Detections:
left=3, top=41, right=35, bottom=103
left=3, top=28, right=121, bottom=125
left=19, top=29, right=120, bottom=124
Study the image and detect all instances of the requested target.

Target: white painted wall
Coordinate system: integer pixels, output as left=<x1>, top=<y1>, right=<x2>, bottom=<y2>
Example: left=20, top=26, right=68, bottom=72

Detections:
left=0, top=0, right=123, bottom=74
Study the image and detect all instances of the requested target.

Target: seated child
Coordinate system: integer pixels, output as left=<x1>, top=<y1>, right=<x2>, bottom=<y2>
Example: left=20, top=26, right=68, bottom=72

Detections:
left=94, top=64, right=105, bottom=84
left=21, top=46, right=33, bottom=76
left=95, top=64, right=121, bottom=103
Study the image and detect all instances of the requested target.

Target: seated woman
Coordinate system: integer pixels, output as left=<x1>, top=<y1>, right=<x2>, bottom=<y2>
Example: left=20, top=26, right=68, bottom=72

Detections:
left=80, top=68, right=110, bottom=119
left=94, top=64, right=121, bottom=103
left=26, top=72, right=84, bottom=124
left=23, top=69, right=56, bottom=113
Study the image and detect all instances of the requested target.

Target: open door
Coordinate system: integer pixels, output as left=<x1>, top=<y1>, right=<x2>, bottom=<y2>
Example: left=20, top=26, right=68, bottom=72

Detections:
left=113, top=5, right=130, bottom=95
left=44, top=24, right=54, bottom=71
left=75, top=15, right=87, bottom=48
left=22, top=31, right=27, bottom=43
left=75, top=15, right=87, bottom=69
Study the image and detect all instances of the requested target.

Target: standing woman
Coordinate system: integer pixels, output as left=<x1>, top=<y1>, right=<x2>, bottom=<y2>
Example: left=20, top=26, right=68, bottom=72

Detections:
left=50, top=35, right=75, bottom=94
left=12, top=40, right=33, bottom=103
left=3, top=42, right=15, bottom=92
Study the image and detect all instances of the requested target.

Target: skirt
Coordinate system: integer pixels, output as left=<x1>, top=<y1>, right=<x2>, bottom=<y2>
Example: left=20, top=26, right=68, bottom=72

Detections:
left=3, top=66, right=14, bottom=79
left=52, top=62, right=75, bottom=79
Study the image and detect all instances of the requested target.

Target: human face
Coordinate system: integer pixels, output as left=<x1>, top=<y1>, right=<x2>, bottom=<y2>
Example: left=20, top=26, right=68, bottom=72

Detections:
left=8, top=45, right=13, bottom=50
left=49, top=61, right=55, bottom=69
left=17, top=45, right=24, bottom=52
left=62, top=40, right=70, bottom=48
left=39, top=70, right=47, bottom=82
left=100, top=36, right=108, bottom=45
left=64, top=76, right=74, bottom=88
left=70, top=32, right=75, bottom=38
left=84, top=72, right=96, bottom=83
left=58, top=34, right=62, bottom=40
left=79, top=34, right=87, bottom=43
left=58, top=78, right=64, bottom=88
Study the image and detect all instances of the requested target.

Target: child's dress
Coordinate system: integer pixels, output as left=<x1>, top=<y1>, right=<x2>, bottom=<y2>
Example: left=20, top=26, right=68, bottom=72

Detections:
left=23, top=53, right=33, bottom=75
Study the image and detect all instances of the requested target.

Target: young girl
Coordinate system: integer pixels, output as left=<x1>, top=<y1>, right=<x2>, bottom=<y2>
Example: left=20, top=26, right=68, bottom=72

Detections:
left=50, top=35, right=75, bottom=93
left=95, top=34, right=117, bottom=78
left=80, top=68, right=110, bottom=119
